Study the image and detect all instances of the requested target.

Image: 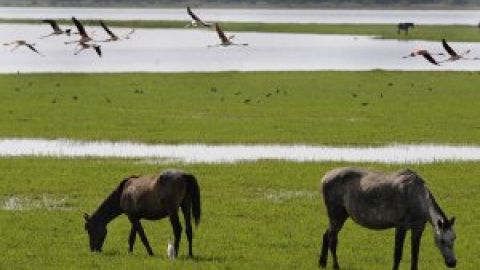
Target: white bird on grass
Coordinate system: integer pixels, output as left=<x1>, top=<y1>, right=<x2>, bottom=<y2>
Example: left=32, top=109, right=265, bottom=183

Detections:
left=167, top=238, right=176, bottom=260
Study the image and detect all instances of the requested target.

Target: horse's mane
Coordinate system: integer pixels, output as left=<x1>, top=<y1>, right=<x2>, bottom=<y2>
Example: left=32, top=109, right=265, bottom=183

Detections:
left=90, top=177, right=131, bottom=225
left=425, top=187, right=448, bottom=222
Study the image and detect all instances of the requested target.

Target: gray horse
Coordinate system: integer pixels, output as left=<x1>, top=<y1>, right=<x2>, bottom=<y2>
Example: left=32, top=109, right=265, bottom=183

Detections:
left=319, top=167, right=456, bottom=270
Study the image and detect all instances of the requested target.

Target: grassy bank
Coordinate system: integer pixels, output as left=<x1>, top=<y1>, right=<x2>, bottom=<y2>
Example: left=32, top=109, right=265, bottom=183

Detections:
left=0, top=158, right=478, bottom=269
left=2, top=19, right=480, bottom=42
left=1, top=71, right=479, bottom=145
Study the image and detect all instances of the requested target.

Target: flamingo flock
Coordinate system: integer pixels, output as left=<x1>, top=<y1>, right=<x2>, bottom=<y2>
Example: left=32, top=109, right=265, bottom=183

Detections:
left=3, top=17, right=135, bottom=58
left=404, top=39, right=479, bottom=66
left=3, top=8, right=478, bottom=66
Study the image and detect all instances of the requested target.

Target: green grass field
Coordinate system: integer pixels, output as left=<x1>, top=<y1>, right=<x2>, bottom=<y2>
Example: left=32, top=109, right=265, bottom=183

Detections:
left=0, top=71, right=479, bottom=269
left=0, top=71, right=479, bottom=145
left=0, top=159, right=479, bottom=269
left=2, top=19, right=480, bottom=42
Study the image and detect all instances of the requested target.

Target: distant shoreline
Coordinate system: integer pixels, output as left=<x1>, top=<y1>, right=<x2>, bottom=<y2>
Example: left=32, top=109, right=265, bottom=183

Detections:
left=0, top=3, right=479, bottom=10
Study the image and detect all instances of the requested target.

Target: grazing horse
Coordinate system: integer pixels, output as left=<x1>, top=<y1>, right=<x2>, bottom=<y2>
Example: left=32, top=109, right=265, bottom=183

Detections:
left=397, top=22, right=415, bottom=35
left=319, top=167, right=456, bottom=270
left=84, top=169, right=201, bottom=258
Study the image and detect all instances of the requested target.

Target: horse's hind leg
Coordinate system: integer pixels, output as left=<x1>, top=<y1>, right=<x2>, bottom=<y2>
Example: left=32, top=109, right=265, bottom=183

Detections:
left=319, top=229, right=330, bottom=268
left=181, top=200, right=194, bottom=257
left=169, top=211, right=183, bottom=257
left=326, top=207, right=348, bottom=270
left=129, top=216, right=154, bottom=256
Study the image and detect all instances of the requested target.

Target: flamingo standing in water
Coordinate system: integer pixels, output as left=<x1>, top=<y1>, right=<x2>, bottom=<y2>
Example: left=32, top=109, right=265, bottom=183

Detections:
left=3, top=40, right=44, bottom=56
left=186, top=6, right=213, bottom=28
left=441, top=39, right=480, bottom=62
left=208, top=23, right=248, bottom=47
left=65, top=17, right=94, bottom=44
left=99, top=20, right=134, bottom=42
left=41, top=19, right=72, bottom=38
left=403, top=49, right=443, bottom=66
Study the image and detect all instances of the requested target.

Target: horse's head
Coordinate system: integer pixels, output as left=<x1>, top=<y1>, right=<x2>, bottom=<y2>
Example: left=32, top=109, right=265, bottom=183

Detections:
left=434, top=217, right=457, bottom=268
left=84, top=213, right=107, bottom=252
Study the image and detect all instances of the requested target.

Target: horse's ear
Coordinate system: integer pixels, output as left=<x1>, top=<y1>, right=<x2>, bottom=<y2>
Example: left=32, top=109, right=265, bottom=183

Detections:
left=84, top=213, right=90, bottom=221
left=449, top=217, right=456, bottom=226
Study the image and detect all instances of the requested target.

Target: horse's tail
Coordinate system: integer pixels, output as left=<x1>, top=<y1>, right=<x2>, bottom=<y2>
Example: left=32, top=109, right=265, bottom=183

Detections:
left=185, top=174, right=201, bottom=227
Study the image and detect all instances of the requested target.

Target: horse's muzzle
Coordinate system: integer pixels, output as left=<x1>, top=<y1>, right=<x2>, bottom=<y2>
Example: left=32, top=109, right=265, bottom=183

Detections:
left=446, top=259, right=457, bottom=268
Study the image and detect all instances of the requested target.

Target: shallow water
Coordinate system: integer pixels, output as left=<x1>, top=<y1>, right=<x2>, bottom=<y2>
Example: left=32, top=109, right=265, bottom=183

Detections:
left=2, top=24, right=480, bottom=73
left=1, top=138, right=479, bottom=164
left=1, top=8, right=479, bottom=25
left=1, top=194, right=72, bottom=211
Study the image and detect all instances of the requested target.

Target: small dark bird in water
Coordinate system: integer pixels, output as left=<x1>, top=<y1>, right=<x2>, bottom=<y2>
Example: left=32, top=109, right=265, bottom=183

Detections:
left=243, top=99, right=251, bottom=104
left=265, top=93, right=272, bottom=97
left=352, top=93, right=358, bottom=98
left=72, top=95, right=78, bottom=100
left=361, top=102, right=369, bottom=106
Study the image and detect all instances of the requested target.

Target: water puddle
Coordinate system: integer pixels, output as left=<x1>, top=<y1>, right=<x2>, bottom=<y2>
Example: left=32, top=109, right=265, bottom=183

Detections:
left=1, top=194, right=73, bottom=211
left=264, top=190, right=316, bottom=203
left=1, top=138, right=479, bottom=164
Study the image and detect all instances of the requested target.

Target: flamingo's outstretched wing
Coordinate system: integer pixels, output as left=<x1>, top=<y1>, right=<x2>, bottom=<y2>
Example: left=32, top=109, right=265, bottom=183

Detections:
left=187, top=6, right=201, bottom=22
left=422, top=52, right=439, bottom=65
left=100, top=20, right=117, bottom=39
left=215, top=24, right=229, bottom=43
left=72, top=17, right=88, bottom=37
left=26, top=44, right=43, bottom=56
left=93, top=46, right=102, bottom=57
left=43, top=19, right=61, bottom=32
left=442, top=39, right=458, bottom=57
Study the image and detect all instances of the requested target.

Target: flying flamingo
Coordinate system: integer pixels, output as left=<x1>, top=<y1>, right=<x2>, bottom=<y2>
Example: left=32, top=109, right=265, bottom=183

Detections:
left=186, top=6, right=213, bottom=28
left=74, top=42, right=101, bottom=57
left=41, top=19, right=72, bottom=38
left=65, top=17, right=94, bottom=44
left=403, top=49, right=443, bottom=65
left=99, top=20, right=134, bottom=42
left=3, top=40, right=44, bottom=56
left=441, top=39, right=480, bottom=62
left=208, top=23, right=248, bottom=47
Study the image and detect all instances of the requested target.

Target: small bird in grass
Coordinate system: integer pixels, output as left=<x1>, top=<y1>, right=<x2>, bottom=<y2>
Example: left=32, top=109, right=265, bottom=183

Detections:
left=167, top=238, right=176, bottom=260
left=3, top=40, right=44, bottom=56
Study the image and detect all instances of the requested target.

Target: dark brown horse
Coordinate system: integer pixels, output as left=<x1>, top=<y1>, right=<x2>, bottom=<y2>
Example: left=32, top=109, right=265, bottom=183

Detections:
left=397, top=22, right=415, bottom=35
left=319, top=167, right=456, bottom=270
left=84, top=169, right=201, bottom=258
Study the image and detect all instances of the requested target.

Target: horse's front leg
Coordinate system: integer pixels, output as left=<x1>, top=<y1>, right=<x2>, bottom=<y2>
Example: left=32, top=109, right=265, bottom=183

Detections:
left=393, top=227, right=407, bottom=270
left=128, top=225, right=136, bottom=252
left=169, top=212, right=183, bottom=257
left=129, top=216, right=154, bottom=256
left=410, top=224, right=426, bottom=270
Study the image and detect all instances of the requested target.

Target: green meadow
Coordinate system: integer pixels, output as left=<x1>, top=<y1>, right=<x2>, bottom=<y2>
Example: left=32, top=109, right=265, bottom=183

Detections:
left=0, top=71, right=479, bottom=145
left=2, top=19, right=480, bottom=42
left=0, top=159, right=479, bottom=269
left=0, top=71, right=479, bottom=270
